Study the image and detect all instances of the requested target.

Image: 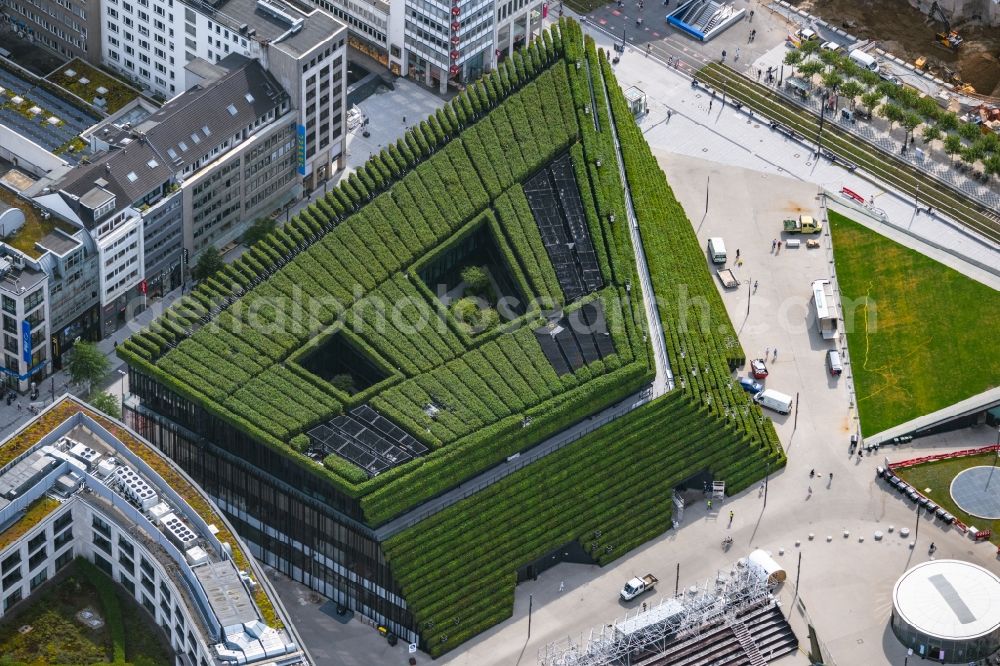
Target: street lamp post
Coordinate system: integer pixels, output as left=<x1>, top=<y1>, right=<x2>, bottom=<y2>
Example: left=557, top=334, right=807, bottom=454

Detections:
left=117, top=369, right=127, bottom=412
left=763, top=460, right=770, bottom=508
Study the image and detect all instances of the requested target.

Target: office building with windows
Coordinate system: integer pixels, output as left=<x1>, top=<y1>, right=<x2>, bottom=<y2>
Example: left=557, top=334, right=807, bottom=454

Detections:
left=0, top=256, right=51, bottom=392
left=99, top=0, right=347, bottom=188
left=0, top=396, right=311, bottom=666
left=308, top=0, right=543, bottom=92
left=32, top=55, right=304, bottom=335
left=1, top=0, right=102, bottom=62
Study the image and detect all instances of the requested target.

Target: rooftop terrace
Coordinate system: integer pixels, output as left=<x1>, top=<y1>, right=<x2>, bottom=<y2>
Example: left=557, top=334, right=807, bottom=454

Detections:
left=0, top=185, right=77, bottom=259
left=47, top=59, right=142, bottom=115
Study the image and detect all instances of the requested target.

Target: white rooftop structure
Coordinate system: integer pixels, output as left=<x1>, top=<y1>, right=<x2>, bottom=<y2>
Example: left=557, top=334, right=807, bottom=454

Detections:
left=893, top=559, right=1000, bottom=641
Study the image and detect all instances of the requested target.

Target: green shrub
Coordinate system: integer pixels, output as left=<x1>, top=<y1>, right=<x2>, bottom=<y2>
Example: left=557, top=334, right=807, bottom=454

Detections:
left=290, top=434, right=310, bottom=452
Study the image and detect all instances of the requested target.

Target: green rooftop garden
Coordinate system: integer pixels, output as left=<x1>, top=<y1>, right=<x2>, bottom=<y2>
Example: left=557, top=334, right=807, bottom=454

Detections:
left=829, top=211, right=1000, bottom=436
left=119, top=19, right=782, bottom=654
left=48, top=59, right=141, bottom=114
left=0, top=186, right=77, bottom=259
left=0, top=558, right=173, bottom=665
left=0, top=496, right=60, bottom=554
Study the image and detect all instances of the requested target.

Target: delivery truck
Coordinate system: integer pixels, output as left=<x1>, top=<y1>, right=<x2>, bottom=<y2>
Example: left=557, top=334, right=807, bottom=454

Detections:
left=754, top=389, right=793, bottom=415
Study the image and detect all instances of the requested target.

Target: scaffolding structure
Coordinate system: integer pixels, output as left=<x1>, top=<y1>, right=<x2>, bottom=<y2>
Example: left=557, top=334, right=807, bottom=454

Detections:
left=538, top=559, right=773, bottom=666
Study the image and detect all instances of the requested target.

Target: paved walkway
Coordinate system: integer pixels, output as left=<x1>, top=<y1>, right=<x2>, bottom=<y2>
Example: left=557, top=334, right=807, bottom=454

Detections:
left=599, top=52, right=673, bottom=394
left=586, top=30, right=1000, bottom=278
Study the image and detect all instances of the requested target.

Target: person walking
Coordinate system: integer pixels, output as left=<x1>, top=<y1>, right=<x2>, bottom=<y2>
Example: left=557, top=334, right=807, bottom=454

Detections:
left=749, top=9, right=754, bottom=21
left=829, top=472, right=833, bottom=483
left=728, top=510, right=734, bottom=526
left=646, top=43, right=651, bottom=56
left=736, top=248, right=740, bottom=259
left=753, top=280, right=758, bottom=292
left=773, top=348, right=778, bottom=360
left=757, top=68, right=762, bottom=80
left=734, top=47, right=740, bottom=61
left=776, top=240, right=782, bottom=252
left=709, top=99, right=713, bottom=112
left=707, top=498, right=713, bottom=511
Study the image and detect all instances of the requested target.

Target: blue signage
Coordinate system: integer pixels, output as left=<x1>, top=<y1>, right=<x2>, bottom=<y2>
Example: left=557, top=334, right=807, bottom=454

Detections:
left=0, top=360, right=47, bottom=381
left=296, top=124, right=307, bottom=176
left=21, top=320, right=31, bottom=364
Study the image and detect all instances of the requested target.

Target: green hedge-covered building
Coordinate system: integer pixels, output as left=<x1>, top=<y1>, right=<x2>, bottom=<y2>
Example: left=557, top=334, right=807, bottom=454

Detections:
left=119, top=19, right=783, bottom=655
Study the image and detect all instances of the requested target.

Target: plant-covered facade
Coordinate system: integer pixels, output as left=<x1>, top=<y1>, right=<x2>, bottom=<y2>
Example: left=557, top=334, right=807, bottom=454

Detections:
left=120, top=19, right=783, bottom=654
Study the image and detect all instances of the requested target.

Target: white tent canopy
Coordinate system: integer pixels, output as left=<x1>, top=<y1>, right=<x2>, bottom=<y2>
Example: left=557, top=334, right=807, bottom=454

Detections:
left=748, top=549, right=786, bottom=584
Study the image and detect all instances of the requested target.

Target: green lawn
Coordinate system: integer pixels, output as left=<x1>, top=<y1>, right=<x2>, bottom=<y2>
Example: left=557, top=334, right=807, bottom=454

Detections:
left=0, top=559, right=172, bottom=665
left=829, top=211, right=1000, bottom=436
left=895, top=452, right=1000, bottom=546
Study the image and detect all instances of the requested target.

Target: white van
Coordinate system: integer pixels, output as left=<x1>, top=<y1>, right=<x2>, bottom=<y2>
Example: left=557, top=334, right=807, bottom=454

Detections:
left=849, top=49, right=879, bottom=72
left=755, top=389, right=793, bottom=415
left=707, top=237, right=727, bottom=264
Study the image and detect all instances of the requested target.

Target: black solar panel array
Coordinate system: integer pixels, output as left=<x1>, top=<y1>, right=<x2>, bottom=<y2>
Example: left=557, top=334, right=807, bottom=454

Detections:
left=306, top=405, right=429, bottom=477
left=534, top=301, right=616, bottom=375
left=523, top=153, right=604, bottom=302
left=550, top=156, right=603, bottom=292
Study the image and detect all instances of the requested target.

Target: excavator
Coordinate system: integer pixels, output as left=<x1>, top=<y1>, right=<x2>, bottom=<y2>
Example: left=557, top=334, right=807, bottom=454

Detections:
left=930, top=1, right=963, bottom=51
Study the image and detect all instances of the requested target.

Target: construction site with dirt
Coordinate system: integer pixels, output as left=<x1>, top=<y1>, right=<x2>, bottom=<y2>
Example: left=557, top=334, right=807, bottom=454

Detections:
left=793, top=0, right=1000, bottom=97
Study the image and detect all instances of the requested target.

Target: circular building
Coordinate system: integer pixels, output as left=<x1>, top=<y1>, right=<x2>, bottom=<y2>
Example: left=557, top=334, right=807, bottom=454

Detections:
left=892, top=559, right=1000, bottom=663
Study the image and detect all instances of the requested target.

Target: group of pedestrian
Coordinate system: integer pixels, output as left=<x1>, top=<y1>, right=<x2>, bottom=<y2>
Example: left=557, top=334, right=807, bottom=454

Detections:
left=747, top=28, right=757, bottom=42
left=770, top=238, right=783, bottom=253
left=764, top=347, right=778, bottom=360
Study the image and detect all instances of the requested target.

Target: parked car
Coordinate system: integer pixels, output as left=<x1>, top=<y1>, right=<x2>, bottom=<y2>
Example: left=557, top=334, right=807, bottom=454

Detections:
left=739, top=376, right=763, bottom=393
left=750, top=358, right=769, bottom=379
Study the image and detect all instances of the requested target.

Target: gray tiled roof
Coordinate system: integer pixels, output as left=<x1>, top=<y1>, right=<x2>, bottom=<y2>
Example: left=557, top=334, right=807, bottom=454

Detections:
left=54, top=57, right=287, bottom=228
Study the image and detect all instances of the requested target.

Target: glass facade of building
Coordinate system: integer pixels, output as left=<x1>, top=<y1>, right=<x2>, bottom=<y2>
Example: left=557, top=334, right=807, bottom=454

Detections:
left=126, top=368, right=419, bottom=643
left=890, top=608, right=1000, bottom=663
